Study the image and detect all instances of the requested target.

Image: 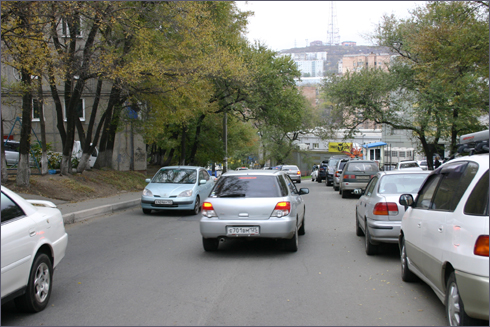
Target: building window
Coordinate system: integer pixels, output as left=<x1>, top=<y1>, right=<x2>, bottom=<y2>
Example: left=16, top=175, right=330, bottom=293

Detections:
left=61, top=18, right=82, bottom=38
left=399, top=151, right=406, bottom=157
left=313, top=143, right=319, bottom=149
left=407, top=151, right=412, bottom=158
left=32, top=99, right=43, bottom=121
left=64, top=98, right=85, bottom=121
left=305, top=143, right=310, bottom=149
left=391, top=151, right=398, bottom=157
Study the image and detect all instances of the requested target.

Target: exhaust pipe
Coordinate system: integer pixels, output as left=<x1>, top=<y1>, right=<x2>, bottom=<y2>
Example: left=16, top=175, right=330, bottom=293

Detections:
left=219, top=238, right=226, bottom=243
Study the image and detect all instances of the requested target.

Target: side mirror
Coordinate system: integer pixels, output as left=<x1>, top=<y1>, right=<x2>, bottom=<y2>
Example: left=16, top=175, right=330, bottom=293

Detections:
left=399, top=194, right=414, bottom=210
left=299, top=188, right=309, bottom=195
left=145, top=178, right=151, bottom=183
left=353, top=188, right=364, bottom=195
left=199, top=179, right=207, bottom=185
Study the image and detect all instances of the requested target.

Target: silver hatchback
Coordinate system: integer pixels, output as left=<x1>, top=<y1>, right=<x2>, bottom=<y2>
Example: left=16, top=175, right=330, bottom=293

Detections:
left=199, top=170, right=309, bottom=252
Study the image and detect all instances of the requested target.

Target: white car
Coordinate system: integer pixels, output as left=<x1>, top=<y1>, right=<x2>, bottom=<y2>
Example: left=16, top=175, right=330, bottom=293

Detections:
left=1, top=186, right=68, bottom=312
left=394, top=160, right=423, bottom=171
left=398, top=130, right=489, bottom=326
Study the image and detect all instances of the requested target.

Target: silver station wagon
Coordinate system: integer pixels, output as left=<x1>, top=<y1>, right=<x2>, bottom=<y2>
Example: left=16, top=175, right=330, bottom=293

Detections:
left=199, top=170, right=309, bottom=252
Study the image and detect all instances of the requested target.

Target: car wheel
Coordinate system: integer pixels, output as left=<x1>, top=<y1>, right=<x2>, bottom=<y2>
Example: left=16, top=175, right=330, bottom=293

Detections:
left=445, top=272, right=481, bottom=326
left=364, top=223, right=378, bottom=255
left=14, top=253, right=52, bottom=313
left=284, top=223, right=299, bottom=252
left=334, top=184, right=339, bottom=191
left=339, top=187, right=342, bottom=195
left=341, top=189, right=349, bottom=198
left=202, top=237, right=219, bottom=251
left=317, top=177, right=322, bottom=183
left=192, top=196, right=201, bottom=215
left=298, top=212, right=305, bottom=235
left=355, top=211, right=364, bottom=236
left=142, top=208, right=152, bottom=215
left=400, top=238, right=417, bottom=282
left=297, top=179, right=301, bottom=184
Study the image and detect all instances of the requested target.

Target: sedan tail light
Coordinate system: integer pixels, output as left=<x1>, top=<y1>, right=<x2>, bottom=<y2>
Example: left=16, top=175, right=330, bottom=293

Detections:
left=271, top=201, right=290, bottom=218
left=343, top=175, right=356, bottom=180
left=474, top=235, right=489, bottom=257
left=202, top=202, right=217, bottom=218
left=373, top=202, right=399, bottom=216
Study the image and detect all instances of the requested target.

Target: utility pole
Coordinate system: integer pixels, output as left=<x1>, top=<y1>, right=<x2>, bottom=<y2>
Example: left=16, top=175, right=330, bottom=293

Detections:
left=223, top=111, right=228, bottom=173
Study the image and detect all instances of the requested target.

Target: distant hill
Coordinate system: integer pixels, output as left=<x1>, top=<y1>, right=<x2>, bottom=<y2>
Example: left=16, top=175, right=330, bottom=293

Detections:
left=280, top=45, right=394, bottom=74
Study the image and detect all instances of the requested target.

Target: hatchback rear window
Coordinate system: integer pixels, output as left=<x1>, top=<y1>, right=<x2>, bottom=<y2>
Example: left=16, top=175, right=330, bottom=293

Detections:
left=346, top=162, right=378, bottom=172
left=210, top=175, right=282, bottom=198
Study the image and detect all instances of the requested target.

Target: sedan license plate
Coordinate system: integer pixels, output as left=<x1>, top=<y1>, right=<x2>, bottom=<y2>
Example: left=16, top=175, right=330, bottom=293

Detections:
left=356, top=176, right=370, bottom=180
left=227, top=226, right=259, bottom=236
left=155, top=199, right=173, bottom=205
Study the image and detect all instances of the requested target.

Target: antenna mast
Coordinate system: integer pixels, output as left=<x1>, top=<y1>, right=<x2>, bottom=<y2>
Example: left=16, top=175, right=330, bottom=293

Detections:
left=326, top=1, right=340, bottom=45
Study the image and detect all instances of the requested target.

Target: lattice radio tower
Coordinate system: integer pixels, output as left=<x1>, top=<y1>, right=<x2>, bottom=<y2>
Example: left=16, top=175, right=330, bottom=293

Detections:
left=326, top=1, right=340, bottom=46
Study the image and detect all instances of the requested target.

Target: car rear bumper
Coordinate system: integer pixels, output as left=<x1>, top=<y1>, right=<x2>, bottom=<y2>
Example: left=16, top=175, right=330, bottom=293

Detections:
left=366, top=219, right=400, bottom=243
left=289, top=175, right=301, bottom=182
left=200, top=216, right=296, bottom=239
left=341, top=182, right=369, bottom=191
left=455, top=270, right=489, bottom=321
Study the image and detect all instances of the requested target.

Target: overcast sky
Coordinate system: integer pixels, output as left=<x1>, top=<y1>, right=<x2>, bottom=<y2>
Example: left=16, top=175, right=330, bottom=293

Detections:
left=235, top=1, right=427, bottom=51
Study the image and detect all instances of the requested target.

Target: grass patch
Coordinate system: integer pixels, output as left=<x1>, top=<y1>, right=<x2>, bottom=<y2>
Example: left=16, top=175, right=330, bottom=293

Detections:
left=61, top=178, right=95, bottom=195
left=95, top=170, right=147, bottom=191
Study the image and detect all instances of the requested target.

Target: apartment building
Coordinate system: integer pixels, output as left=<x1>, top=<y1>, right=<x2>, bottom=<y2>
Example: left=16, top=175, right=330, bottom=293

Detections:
left=339, top=52, right=391, bottom=75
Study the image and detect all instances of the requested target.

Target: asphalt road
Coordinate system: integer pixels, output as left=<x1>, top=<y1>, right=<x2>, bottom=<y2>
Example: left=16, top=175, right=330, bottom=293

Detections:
left=1, top=180, right=447, bottom=326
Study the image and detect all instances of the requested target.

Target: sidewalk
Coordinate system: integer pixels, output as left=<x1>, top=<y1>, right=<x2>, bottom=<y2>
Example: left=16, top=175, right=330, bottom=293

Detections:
left=18, top=191, right=142, bottom=225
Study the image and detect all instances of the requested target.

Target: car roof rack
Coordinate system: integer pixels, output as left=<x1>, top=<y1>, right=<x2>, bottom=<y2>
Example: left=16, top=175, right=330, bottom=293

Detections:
left=457, top=130, right=489, bottom=155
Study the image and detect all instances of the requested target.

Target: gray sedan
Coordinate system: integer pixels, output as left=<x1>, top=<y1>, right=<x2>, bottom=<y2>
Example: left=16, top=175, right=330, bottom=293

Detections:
left=199, top=170, right=309, bottom=252
left=281, top=165, right=302, bottom=183
left=354, top=170, right=429, bottom=255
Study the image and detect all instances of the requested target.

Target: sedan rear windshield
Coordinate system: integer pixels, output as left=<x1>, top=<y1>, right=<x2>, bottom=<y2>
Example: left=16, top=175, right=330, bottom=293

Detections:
left=346, top=162, right=378, bottom=172
left=378, top=174, right=428, bottom=194
left=152, top=169, right=197, bottom=184
left=210, top=175, right=282, bottom=198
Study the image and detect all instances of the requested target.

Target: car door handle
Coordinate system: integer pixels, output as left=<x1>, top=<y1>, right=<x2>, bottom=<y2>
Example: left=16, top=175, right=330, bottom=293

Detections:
left=438, top=226, right=443, bottom=233
left=29, top=230, right=36, bottom=237
left=417, top=222, right=422, bottom=228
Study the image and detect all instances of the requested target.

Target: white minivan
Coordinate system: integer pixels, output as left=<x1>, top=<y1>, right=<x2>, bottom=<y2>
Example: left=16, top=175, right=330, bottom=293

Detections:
left=398, top=130, right=489, bottom=326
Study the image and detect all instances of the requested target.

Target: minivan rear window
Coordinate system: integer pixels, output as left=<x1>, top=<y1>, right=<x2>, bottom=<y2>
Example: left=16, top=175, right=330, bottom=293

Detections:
left=346, top=162, right=378, bottom=172
left=210, top=175, right=281, bottom=198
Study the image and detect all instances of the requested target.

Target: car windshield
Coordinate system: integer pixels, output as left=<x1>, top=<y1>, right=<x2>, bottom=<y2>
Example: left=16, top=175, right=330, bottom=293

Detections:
left=152, top=169, right=197, bottom=184
left=347, top=162, right=378, bottom=172
left=210, top=175, right=281, bottom=198
left=378, top=174, right=428, bottom=194
left=400, top=162, right=419, bottom=168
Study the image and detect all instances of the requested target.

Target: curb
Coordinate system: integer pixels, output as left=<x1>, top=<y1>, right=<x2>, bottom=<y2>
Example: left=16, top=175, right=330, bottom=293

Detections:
left=62, top=199, right=141, bottom=224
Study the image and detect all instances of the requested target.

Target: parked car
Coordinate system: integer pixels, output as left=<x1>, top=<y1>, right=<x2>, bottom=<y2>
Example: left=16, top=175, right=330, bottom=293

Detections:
left=281, top=165, right=301, bottom=183
left=317, top=160, right=328, bottom=183
left=339, top=160, right=379, bottom=198
left=353, top=170, right=430, bottom=255
left=326, top=155, right=350, bottom=186
left=1, top=186, right=68, bottom=312
left=417, top=160, right=429, bottom=170
left=4, top=140, right=35, bottom=167
left=141, top=166, right=215, bottom=215
left=398, top=130, right=489, bottom=326
left=332, top=158, right=350, bottom=191
left=394, top=160, right=423, bottom=171
left=311, top=165, right=318, bottom=182
left=200, top=170, right=309, bottom=252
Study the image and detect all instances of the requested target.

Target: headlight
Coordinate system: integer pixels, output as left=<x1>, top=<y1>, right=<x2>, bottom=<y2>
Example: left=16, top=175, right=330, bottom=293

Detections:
left=178, top=190, right=193, bottom=197
left=142, top=188, right=153, bottom=196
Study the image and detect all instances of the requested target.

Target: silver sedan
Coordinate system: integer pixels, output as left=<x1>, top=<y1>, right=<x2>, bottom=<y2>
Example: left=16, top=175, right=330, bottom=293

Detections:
left=199, top=170, right=309, bottom=252
left=354, top=170, right=429, bottom=255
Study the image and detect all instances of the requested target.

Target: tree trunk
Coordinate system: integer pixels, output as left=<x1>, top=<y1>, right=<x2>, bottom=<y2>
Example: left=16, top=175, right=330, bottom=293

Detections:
left=1, top=111, right=9, bottom=182
left=16, top=70, right=32, bottom=187
left=37, top=78, right=48, bottom=175
left=188, top=114, right=205, bottom=165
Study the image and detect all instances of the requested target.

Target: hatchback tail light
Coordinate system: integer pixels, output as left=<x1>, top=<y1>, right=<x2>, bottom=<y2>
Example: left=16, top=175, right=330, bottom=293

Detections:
left=373, top=202, right=399, bottom=216
left=202, top=202, right=217, bottom=218
left=474, top=235, right=489, bottom=257
left=271, top=201, right=291, bottom=218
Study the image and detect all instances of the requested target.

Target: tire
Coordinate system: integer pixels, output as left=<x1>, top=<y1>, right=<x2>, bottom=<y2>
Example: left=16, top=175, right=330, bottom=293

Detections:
left=364, top=223, right=378, bottom=255
left=142, top=208, right=152, bottom=215
left=192, top=196, right=201, bottom=215
left=317, top=177, right=322, bottom=183
left=14, top=253, right=53, bottom=313
left=298, top=212, right=305, bottom=235
left=445, top=272, right=481, bottom=326
left=284, top=224, right=299, bottom=252
left=400, top=238, right=417, bottom=282
left=333, top=184, right=339, bottom=191
left=297, top=179, right=301, bottom=184
left=339, top=187, right=342, bottom=195
left=341, top=189, right=348, bottom=198
left=355, top=211, right=364, bottom=236
left=202, top=237, right=219, bottom=251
